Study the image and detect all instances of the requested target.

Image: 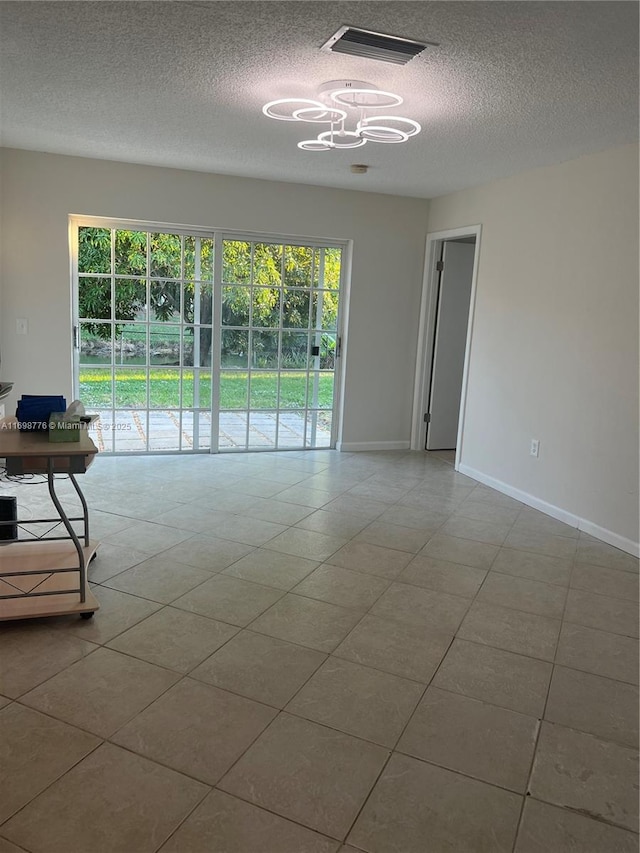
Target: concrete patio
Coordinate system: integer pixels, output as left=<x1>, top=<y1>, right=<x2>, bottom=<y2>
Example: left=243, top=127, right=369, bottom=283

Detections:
left=89, top=411, right=332, bottom=453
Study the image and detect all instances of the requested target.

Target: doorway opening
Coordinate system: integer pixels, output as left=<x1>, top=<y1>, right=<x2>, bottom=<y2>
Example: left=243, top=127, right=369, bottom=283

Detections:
left=411, top=226, right=481, bottom=468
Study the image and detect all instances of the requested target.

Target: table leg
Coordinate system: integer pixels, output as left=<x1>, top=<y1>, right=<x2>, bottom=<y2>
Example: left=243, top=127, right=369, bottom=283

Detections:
left=47, top=460, right=87, bottom=602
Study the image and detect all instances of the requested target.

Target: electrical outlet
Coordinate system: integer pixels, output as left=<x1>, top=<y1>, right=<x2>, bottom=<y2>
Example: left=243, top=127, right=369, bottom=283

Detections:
left=16, top=318, right=28, bottom=335
left=530, top=439, right=540, bottom=458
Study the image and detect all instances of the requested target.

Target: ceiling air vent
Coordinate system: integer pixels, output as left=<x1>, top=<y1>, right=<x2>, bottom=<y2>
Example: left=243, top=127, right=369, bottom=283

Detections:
left=321, top=26, right=435, bottom=66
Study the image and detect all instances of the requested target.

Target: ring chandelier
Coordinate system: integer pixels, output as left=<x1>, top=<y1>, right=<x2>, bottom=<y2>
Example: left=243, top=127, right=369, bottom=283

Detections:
left=262, top=80, right=421, bottom=151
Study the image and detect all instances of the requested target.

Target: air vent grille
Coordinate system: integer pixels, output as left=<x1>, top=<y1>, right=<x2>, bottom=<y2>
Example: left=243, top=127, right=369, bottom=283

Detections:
left=321, top=26, right=434, bottom=66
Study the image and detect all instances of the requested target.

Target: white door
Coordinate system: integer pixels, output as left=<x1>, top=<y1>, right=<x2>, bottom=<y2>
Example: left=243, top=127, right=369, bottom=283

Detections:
left=426, top=241, right=475, bottom=450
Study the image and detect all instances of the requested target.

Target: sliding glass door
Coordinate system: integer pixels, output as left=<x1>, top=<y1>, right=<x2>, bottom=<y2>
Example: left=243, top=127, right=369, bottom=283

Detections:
left=73, top=221, right=344, bottom=453
left=219, top=239, right=341, bottom=450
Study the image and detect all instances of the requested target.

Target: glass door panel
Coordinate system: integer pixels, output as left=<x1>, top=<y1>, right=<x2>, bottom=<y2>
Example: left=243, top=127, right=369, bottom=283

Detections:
left=217, top=239, right=342, bottom=451
left=76, top=226, right=213, bottom=452
left=76, top=225, right=343, bottom=453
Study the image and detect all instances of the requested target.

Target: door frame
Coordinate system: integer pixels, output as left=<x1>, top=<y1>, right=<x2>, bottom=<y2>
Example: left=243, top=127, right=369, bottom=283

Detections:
left=410, top=225, right=482, bottom=469
left=69, top=215, right=350, bottom=453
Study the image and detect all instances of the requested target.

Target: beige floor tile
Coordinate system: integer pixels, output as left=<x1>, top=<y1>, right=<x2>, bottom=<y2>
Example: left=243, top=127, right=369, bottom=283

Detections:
left=112, top=677, right=276, bottom=785
left=227, top=476, right=289, bottom=498
left=275, top=485, right=334, bottom=508
left=399, top=490, right=462, bottom=514
left=575, top=539, right=639, bottom=574
left=491, top=547, right=572, bottom=586
left=250, top=594, right=362, bottom=652
left=287, top=658, right=423, bottom=747
left=530, top=722, right=639, bottom=832
left=322, top=494, right=389, bottom=521
left=515, top=797, right=639, bottom=853
left=571, top=562, right=639, bottom=601
left=0, top=704, right=100, bottom=823
left=556, top=623, right=639, bottom=685
left=503, top=528, right=577, bottom=560
left=371, top=582, right=470, bottom=634
left=21, top=647, right=179, bottom=737
left=346, top=481, right=410, bottom=504
left=512, top=509, right=579, bottom=539
left=433, top=639, right=552, bottom=716
left=159, top=790, right=340, bottom=853
left=564, top=587, right=639, bottom=637
left=454, top=499, right=520, bottom=526
left=56, top=585, right=162, bottom=645
left=398, top=687, right=538, bottom=792
left=219, top=713, right=388, bottom=840
left=476, top=572, right=567, bottom=618
left=439, top=515, right=511, bottom=546
left=205, top=513, right=288, bottom=546
left=150, top=502, right=227, bottom=533
left=296, top=509, right=371, bottom=539
left=87, top=541, right=148, bottom=583
left=172, top=575, right=284, bottom=626
left=410, top=479, right=475, bottom=501
left=0, top=623, right=96, bottom=699
left=103, top=554, right=212, bottom=603
left=107, top=607, right=238, bottom=672
left=293, top=564, right=390, bottom=611
left=1, top=743, right=207, bottom=853
left=545, top=665, right=639, bottom=748
left=222, top=548, right=319, bottom=590
left=348, top=752, right=521, bottom=853
left=6, top=452, right=637, bottom=852
left=333, top=613, right=452, bottom=683
left=399, top=554, right=486, bottom=598
left=458, top=601, right=561, bottom=660
left=353, top=521, right=432, bottom=554
left=102, top=519, right=193, bottom=555
left=242, top=497, right=314, bottom=525
left=420, top=533, right=499, bottom=569
left=158, top=535, right=254, bottom=572
left=191, top=630, right=326, bottom=707
left=91, top=492, right=182, bottom=522
left=0, top=837, right=27, bottom=853
left=196, top=489, right=271, bottom=513
left=264, top=527, right=346, bottom=562
left=326, top=541, right=413, bottom=579
left=377, top=504, right=448, bottom=532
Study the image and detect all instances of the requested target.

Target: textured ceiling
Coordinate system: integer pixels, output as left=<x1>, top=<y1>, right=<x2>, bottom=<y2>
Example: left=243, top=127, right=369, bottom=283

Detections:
left=0, top=1, right=638, bottom=198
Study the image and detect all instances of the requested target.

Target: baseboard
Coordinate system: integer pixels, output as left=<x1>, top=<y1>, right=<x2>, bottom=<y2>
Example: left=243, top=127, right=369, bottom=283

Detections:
left=336, top=440, right=411, bottom=452
left=458, top=464, right=640, bottom=558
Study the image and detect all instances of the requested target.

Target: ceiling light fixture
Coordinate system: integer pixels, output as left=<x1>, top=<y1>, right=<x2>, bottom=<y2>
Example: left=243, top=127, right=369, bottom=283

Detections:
left=262, top=80, right=421, bottom=152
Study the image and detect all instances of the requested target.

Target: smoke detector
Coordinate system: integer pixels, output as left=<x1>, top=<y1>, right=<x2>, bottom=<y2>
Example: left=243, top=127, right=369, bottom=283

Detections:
left=321, top=26, right=436, bottom=66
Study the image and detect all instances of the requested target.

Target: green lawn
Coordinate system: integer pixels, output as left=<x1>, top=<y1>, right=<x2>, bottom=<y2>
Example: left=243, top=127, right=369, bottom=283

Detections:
left=79, top=369, right=334, bottom=410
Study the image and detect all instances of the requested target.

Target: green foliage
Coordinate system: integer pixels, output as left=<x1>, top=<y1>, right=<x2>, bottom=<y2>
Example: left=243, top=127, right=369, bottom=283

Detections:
left=78, top=228, right=341, bottom=369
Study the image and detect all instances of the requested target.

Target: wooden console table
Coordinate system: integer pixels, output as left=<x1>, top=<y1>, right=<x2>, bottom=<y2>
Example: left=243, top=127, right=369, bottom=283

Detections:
left=0, top=423, right=100, bottom=621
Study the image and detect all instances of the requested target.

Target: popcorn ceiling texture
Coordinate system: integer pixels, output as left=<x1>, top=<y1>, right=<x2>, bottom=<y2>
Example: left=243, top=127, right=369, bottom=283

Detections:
left=0, top=1, right=637, bottom=198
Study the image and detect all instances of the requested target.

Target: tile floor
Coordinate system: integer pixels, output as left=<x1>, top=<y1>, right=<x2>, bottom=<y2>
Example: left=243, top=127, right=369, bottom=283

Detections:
left=0, top=448, right=638, bottom=852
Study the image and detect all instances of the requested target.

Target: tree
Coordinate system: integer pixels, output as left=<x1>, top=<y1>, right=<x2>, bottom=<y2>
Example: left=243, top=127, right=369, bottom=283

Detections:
left=78, top=228, right=340, bottom=369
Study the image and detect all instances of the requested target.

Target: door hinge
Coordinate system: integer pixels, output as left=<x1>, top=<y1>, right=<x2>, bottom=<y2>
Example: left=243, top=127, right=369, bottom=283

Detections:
left=423, top=413, right=431, bottom=423
left=336, top=335, right=342, bottom=357
left=73, top=325, right=79, bottom=349
left=436, top=260, right=444, bottom=272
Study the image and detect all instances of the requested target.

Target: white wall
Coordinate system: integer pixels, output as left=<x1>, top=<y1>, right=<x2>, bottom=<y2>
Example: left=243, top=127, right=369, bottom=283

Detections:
left=0, top=149, right=429, bottom=447
left=427, top=144, right=639, bottom=550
